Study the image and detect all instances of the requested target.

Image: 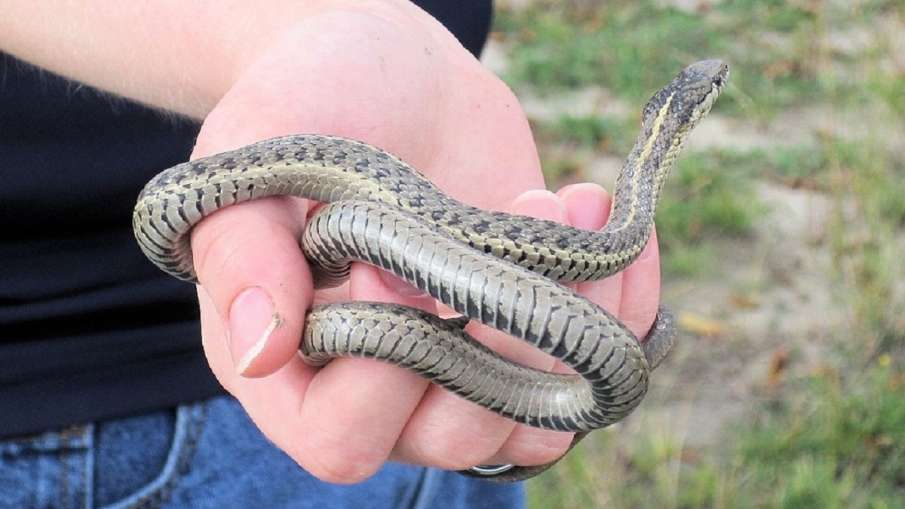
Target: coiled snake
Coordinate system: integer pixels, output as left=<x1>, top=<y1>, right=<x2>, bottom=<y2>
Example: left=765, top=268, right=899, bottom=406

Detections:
left=133, top=60, right=728, bottom=481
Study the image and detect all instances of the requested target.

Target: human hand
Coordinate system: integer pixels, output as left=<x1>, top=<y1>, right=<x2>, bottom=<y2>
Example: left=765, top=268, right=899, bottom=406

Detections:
left=189, top=2, right=660, bottom=483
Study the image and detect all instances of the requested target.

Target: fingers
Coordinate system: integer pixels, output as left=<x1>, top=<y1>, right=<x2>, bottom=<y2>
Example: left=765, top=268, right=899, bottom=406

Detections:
left=559, top=182, right=661, bottom=339
left=390, top=189, right=575, bottom=470
left=290, top=263, right=438, bottom=482
left=192, top=198, right=439, bottom=483
left=259, top=188, right=586, bottom=480
left=492, top=182, right=661, bottom=466
left=193, top=180, right=660, bottom=482
left=559, top=183, right=623, bottom=316
left=619, top=227, right=661, bottom=339
left=198, top=287, right=336, bottom=479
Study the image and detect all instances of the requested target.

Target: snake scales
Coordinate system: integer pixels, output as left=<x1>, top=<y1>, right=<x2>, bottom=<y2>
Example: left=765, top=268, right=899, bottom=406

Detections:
left=133, top=60, right=728, bottom=481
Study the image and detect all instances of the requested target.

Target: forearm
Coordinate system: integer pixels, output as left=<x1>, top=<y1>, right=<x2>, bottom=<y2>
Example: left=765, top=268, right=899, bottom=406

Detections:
left=0, top=0, right=401, bottom=118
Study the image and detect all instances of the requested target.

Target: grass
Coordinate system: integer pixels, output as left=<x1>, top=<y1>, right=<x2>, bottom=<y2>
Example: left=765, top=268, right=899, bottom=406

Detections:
left=826, top=137, right=905, bottom=352
left=494, top=1, right=905, bottom=507
left=528, top=360, right=905, bottom=509
left=532, top=134, right=905, bottom=506
left=655, top=150, right=761, bottom=275
left=534, top=115, right=636, bottom=155
left=498, top=1, right=727, bottom=104
left=495, top=0, right=903, bottom=121
left=733, top=360, right=905, bottom=508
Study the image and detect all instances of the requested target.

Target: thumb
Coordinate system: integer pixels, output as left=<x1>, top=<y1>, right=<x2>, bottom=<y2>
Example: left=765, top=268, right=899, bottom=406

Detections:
left=190, top=195, right=312, bottom=378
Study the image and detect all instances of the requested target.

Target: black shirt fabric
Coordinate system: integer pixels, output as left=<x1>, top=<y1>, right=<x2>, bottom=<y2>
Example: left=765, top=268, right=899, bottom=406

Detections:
left=0, top=0, right=492, bottom=438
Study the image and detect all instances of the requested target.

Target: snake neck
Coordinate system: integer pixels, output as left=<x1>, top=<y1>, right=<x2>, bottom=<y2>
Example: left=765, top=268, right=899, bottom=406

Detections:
left=604, top=93, right=682, bottom=242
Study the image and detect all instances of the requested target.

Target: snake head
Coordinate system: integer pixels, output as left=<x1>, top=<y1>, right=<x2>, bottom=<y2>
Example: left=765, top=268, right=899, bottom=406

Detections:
left=641, top=59, right=729, bottom=135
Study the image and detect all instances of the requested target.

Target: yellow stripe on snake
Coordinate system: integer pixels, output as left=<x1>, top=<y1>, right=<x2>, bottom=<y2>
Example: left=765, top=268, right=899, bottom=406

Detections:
left=133, top=60, right=728, bottom=481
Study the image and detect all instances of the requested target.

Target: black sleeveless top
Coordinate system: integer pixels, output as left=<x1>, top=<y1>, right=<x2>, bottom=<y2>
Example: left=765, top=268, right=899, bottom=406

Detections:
left=0, top=0, right=492, bottom=437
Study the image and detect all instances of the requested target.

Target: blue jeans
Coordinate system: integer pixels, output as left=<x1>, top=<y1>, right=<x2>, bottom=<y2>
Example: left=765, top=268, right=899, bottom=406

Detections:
left=0, top=395, right=524, bottom=508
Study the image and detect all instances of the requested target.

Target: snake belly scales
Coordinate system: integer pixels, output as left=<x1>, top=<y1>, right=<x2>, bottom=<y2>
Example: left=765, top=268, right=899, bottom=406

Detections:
left=133, top=60, right=728, bottom=481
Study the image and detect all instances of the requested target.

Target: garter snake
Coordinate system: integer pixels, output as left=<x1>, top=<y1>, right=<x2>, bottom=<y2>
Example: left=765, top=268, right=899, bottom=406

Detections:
left=133, top=59, right=728, bottom=481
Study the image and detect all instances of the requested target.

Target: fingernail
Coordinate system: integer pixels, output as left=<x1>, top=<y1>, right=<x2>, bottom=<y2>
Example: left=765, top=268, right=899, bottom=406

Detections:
left=228, top=287, right=282, bottom=375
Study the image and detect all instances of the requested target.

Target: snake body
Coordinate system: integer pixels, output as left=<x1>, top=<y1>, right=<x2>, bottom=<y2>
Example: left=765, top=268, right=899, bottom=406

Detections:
left=133, top=60, right=727, bottom=480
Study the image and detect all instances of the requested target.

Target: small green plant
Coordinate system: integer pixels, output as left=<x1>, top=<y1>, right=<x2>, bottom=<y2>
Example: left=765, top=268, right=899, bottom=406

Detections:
left=737, top=361, right=905, bottom=508
left=538, top=154, right=585, bottom=184
left=534, top=115, right=636, bottom=154
left=825, top=136, right=905, bottom=353
left=657, top=150, right=761, bottom=253
left=527, top=361, right=905, bottom=509
left=718, top=0, right=817, bottom=33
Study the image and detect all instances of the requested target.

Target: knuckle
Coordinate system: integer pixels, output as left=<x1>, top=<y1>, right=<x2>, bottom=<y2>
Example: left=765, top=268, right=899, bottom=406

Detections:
left=303, top=456, right=379, bottom=485
left=290, top=411, right=394, bottom=484
left=190, top=216, right=237, bottom=283
left=501, top=429, right=573, bottom=466
left=407, top=423, right=507, bottom=470
left=190, top=199, right=302, bottom=285
left=293, top=440, right=387, bottom=484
